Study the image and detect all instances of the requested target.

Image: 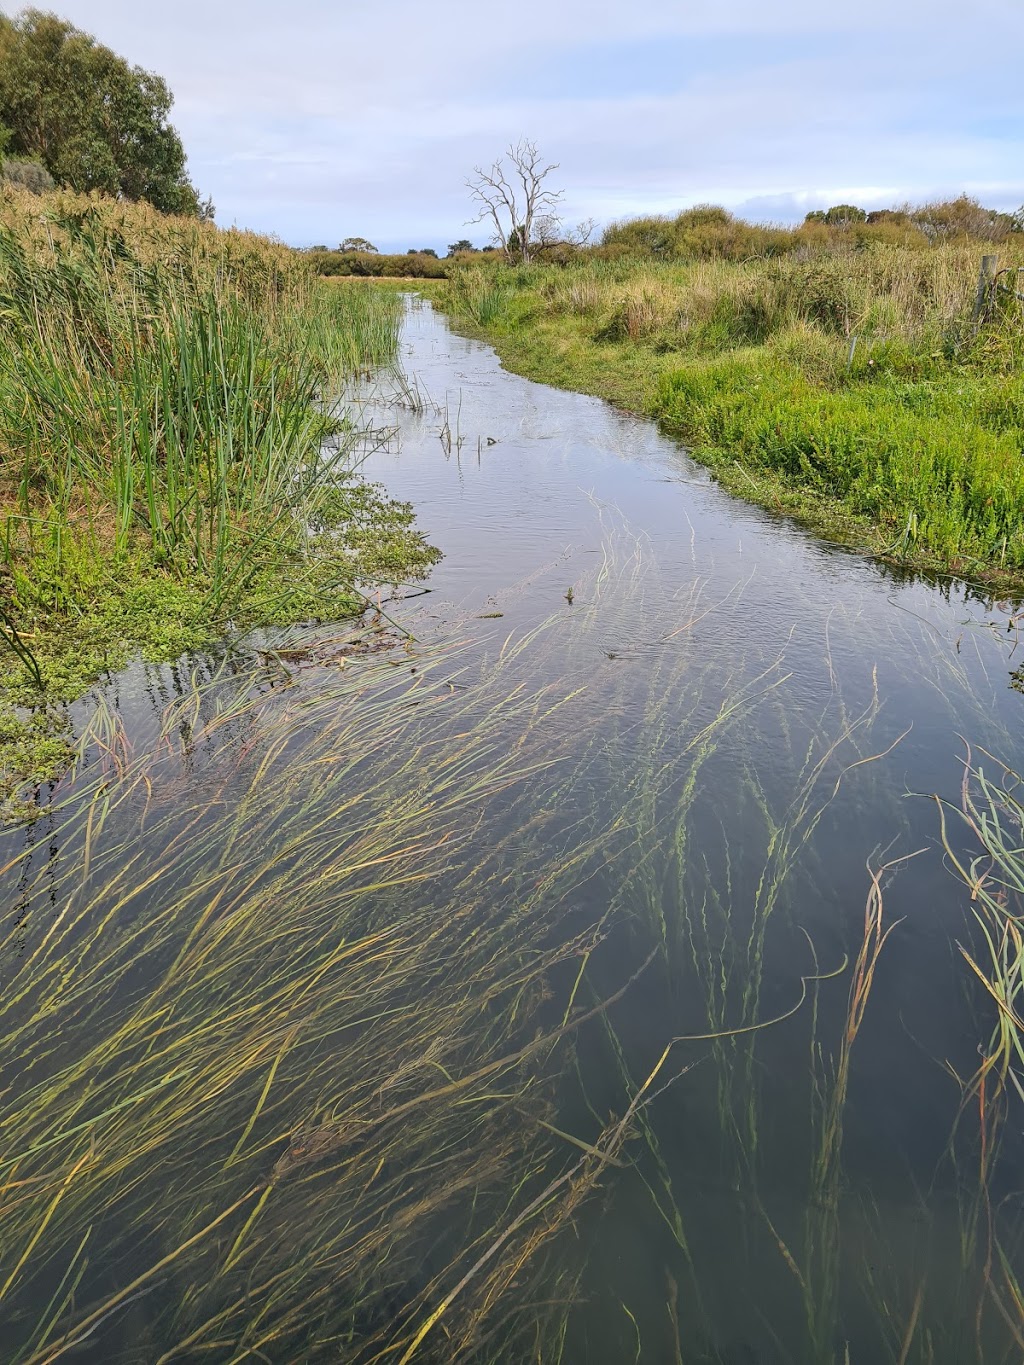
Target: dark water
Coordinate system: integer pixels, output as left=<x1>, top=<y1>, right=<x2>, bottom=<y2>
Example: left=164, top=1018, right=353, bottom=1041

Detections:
left=4, top=297, right=1024, bottom=1363
left=349, top=303, right=1024, bottom=1362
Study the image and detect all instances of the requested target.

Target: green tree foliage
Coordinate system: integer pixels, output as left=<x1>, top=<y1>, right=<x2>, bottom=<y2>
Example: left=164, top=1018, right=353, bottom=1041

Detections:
left=805, top=204, right=868, bottom=226
left=447, top=239, right=475, bottom=255
left=339, top=236, right=377, bottom=252
left=0, top=8, right=205, bottom=215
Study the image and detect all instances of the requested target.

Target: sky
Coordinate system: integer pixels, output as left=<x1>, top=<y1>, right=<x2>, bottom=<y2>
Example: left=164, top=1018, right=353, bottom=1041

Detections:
left=8, top=0, right=1024, bottom=251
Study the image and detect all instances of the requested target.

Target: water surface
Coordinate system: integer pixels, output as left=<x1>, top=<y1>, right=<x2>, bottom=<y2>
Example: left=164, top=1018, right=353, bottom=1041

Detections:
left=4, top=297, right=1023, bottom=1363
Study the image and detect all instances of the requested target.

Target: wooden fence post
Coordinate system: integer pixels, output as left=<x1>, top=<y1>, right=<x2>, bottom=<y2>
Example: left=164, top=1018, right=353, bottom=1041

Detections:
left=973, top=254, right=998, bottom=322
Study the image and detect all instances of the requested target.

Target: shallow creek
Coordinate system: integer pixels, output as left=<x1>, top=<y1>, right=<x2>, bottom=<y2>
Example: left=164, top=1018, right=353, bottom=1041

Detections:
left=4, top=296, right=1024, bottom=1363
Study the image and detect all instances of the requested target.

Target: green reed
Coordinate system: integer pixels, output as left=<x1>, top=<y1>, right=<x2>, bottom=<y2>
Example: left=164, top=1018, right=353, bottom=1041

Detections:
left=0, top=201, right=428, bottom=721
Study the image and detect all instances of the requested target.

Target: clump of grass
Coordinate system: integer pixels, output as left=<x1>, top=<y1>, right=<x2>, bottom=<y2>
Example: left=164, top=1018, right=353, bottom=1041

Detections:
left=0, top=187, right=439, bottom=811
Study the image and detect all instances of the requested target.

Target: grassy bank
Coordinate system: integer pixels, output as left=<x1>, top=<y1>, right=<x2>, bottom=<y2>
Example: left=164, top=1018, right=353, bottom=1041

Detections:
left=0, top=186, right=440, bottom=815
left=439, top=241, right=1024, bottom=592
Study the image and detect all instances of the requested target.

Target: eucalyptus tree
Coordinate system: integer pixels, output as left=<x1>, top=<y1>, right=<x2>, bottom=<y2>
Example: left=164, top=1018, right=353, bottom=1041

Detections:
left=0, top=8, right=206, bottom=215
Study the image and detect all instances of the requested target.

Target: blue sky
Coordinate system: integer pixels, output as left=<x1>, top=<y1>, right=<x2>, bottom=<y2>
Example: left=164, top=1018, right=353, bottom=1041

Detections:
left=9, top=0, right=1024, bottom=251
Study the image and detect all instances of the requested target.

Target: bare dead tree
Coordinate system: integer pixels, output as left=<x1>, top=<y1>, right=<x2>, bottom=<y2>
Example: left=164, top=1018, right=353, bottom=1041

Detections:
left=466, top=139, right=563, bottom=265
left=533, top=214, right=597, bottom=256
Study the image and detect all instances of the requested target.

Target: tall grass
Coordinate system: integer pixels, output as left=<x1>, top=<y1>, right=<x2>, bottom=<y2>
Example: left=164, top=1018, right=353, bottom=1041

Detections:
left=441, top=242, right=1024, bottom=587
left=0, top=188, right=427, bottom=702
left=0, top=187, right=437, bottom=811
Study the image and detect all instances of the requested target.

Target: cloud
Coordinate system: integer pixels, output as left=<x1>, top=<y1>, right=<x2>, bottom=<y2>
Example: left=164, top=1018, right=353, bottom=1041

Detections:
left=23, top=0, right=1024, bottom=247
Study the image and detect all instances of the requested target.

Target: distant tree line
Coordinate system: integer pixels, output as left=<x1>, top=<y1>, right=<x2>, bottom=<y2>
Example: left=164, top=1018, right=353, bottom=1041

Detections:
left=305, top=240, right=501, bottom=277
left=0, top=8, right=209, bottom=216
left=306, top=249, right=448, bottom=279
left=804, top=197, right=1020, bottom=240
left=599, top=197, right=1024, bottom=263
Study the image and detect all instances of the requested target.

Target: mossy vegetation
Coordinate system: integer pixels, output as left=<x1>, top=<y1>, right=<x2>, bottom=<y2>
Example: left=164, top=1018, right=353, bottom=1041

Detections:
left=440, top=223, right=1024, bottom=592
left=0, top=185, right=440, bottom=816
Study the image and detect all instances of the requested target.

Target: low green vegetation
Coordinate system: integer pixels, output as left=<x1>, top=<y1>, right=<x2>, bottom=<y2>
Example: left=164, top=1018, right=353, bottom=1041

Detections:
left=0, top=185, right=440, bottom=815
left=441, top=209, right=1024, bottom=592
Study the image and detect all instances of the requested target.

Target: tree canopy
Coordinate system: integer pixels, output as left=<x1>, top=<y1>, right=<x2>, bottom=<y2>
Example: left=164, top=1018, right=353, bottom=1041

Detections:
left=0, top=8, right=207, bottom=215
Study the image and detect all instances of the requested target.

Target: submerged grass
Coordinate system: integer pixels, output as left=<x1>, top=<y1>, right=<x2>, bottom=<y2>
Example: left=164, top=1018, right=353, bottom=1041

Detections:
left=440, top=243, right=1024, bottom=592
left=3, top=503, right=1024, bottom=1360
left=0, top=631, right=600, bottom=1360
left=0, top=525, right=764, bottom=1362
left=936, top=751, right=1024, bottom=1351
left=0, top=186, right=439, bottom=815
left=515, top=543, right=1024, bottom=1362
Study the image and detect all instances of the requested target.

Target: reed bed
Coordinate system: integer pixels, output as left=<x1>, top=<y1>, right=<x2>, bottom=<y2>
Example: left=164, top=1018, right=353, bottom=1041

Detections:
left=0, top=189, right=416, bottom=624
left=0, top=185, right=436, bottom=810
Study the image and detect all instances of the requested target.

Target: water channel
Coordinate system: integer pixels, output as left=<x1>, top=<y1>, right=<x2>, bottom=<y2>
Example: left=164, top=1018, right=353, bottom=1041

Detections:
left=3, top=296, right=1024, bottom=1363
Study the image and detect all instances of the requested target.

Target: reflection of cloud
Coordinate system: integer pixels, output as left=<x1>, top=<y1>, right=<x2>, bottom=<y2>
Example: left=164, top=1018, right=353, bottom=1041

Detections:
left=49, top=0, right=1024, bottom=247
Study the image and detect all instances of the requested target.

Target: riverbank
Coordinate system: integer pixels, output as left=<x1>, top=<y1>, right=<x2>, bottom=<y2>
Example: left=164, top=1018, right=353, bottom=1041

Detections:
left=438, top=248, right=1024, bottom=596
left=0, top=188, right=439, bottom=817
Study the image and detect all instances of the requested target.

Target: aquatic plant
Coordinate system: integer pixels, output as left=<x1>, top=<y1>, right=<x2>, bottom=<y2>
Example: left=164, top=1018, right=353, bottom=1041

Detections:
left=0, top=631, right=596, bottom=1360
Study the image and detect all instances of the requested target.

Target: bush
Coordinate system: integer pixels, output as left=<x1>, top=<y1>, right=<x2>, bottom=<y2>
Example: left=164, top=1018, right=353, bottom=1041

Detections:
left=2, top=157, right=54, bottom=193
left=601, top=215, right=677, bottom=256
left=308, top=249, right=447, bottom=279
left=911, top=195, right=1013, bottom=243
left=599, top=196, right=1018, bottom=266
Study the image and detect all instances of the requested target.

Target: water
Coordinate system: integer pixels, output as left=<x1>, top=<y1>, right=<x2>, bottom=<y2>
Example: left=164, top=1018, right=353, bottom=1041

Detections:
left=3, top=297, right=1023, bottom=1363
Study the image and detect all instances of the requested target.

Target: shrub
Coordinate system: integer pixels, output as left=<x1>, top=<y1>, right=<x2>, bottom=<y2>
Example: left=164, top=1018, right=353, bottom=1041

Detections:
left=911, top=195, right=1012, bottom=243
left=308, top=249, right=446, bottom=279
left=2, top=157, right=54, bottom=193
left=601, top=215, right=677, bottom=256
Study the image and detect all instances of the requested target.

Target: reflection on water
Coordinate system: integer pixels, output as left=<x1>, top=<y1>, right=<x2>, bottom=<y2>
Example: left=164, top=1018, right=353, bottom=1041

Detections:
left=2, top=298, right=1024, bottom=1362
